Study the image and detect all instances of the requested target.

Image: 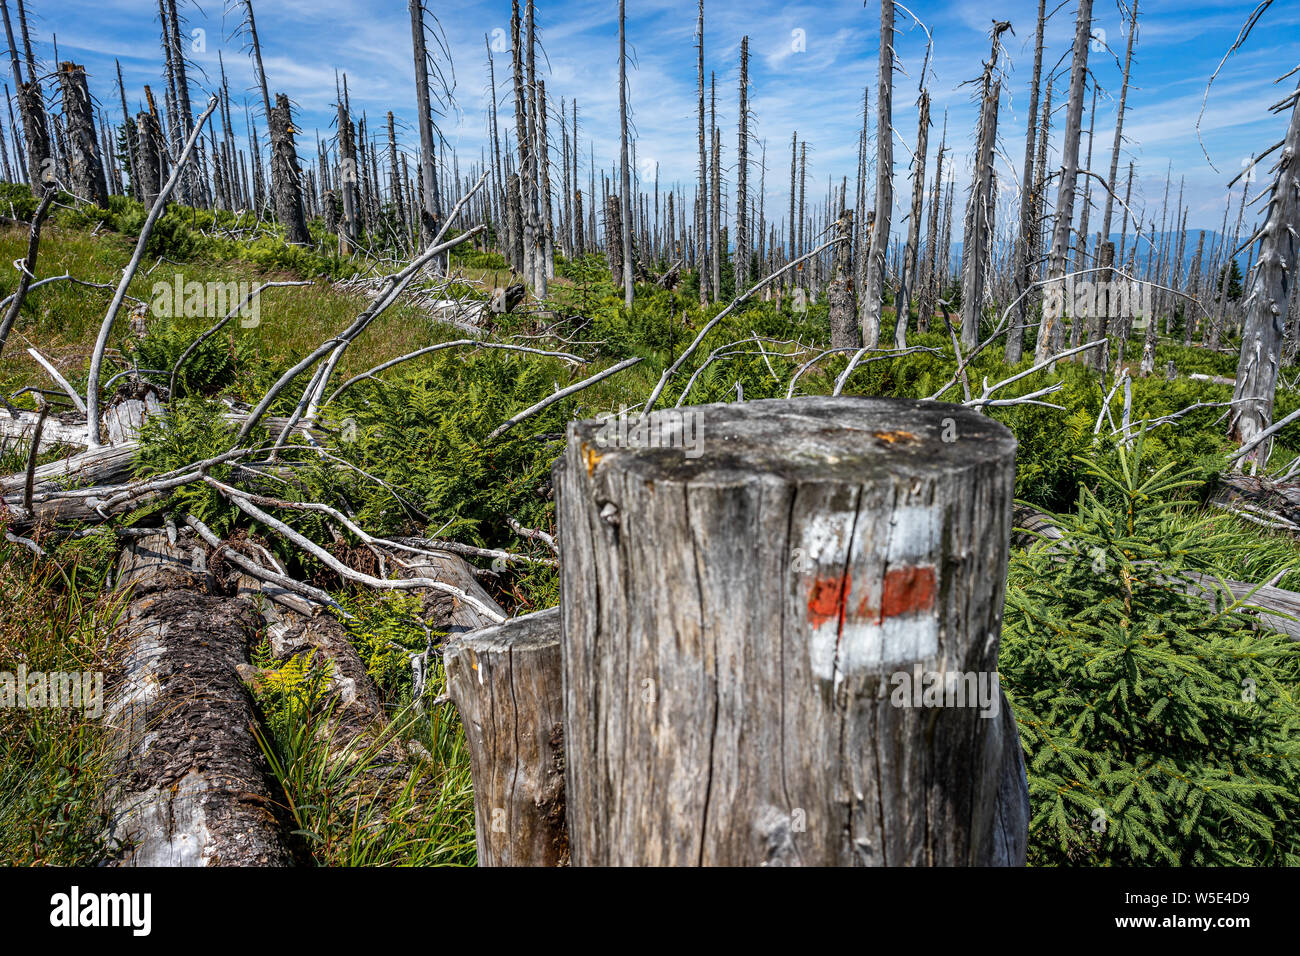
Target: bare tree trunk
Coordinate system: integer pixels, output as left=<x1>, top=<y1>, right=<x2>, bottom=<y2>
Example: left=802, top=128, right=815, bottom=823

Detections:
left=538, top=79, right=555, bottom=288
left=896, top=91, right=930, bottom=349
left=134, top=111, right=164, bottom=207
left=555, top=398, right=1026, bottom=866
left=1230, top=80, right=1300, bottom=456
left=918, top=117, right=946, bottom=334
left=268, top=94, right=309, bottom=244
left=711, top=75, right=722, bottom=300
left=604, top=192, right=623, bottom=286
left=787, top=130, right=797, bottom=293
left=1082, top=46, right=1133, bottom=364
left=618, top=0, right=633, bottom=308
left=696, top=1, right=709, bottom=306
left=409, top=0, right=442, bottom=257
left=444, top=608, right=568, bottom=867
left=0, top=0, right=47, bottom=188
left=1035, top=0, right=1094, bottom=363
left=961, top=35, right=1004, bottom=350
left=337, top=100, right=359, bottom=252
left=735, top=37, right=750, bottom=291
left=1006, top=0, right=1046, bottom=364
left=860, top=0, right=895, bottom=348
left=828, top=209, right=861, bottom=348
left=525, top=1, right=545, bottom=294
left=57, top=63, right=108, bottom=206
left=507, top=169, right=524, bottom=274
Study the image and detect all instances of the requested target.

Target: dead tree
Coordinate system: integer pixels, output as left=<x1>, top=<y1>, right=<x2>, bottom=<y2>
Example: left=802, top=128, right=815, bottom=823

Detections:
left=918, top=119, right=947, bottom=332
left=105, top=534, right=292, bottom=866
left=510, top=2, right=534, bottom=287
left=56, top=62, right=108, bottom=206
left=736, top=36, right=750, bottom=290
left=409, top=0, right=442, bottom=250
left=1230, top=77, right=1300, bottom=455
left=1036, top=0, right=1095, bottom=363
left=604, top=192, right=625, bottom=286
left=960, top=33, right=1005, bottom=350
left=861, top=0, right=895, bottom=347
left=268, top=94, right=309, bottom=244
left=555, top=398, right=1028, bottom=866
left=896, top=91, right=930, bottom=348
left=1092, top=0, right=1139, bottom=364
left=0, top=0, right=47, bottom=188
left=134, top=111, right=164, bottom=207
left=337, top=101, right=360, bottom=252
left=827, top=209, right=861, bottom=348
left=537, top=78, right=555, bottom=284
left=618, top=0, right=634, bottom=308
left=711, top=75, right=722, bottom=300
left=1006, top=0, right=1047, bottom=364
left=696, top=0, right=708, bottom=306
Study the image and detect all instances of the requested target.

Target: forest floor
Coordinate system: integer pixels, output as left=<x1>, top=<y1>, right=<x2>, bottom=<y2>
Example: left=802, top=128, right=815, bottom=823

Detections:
left=2, top=199, right=1299, bottom=866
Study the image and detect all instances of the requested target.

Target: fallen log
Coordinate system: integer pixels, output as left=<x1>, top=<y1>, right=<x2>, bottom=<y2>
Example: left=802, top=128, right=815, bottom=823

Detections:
left=103, top=532, right=292, bottom=866
left=1211, top=472, right=1300, bottom=534
left=444, top=606, right=567, bottom=866
left=0, top=407, right=89, bottom=450
left=0, top=442, right=137, bottom=497
left=231, top=572, right=398, bottom=758
left=395, top=548, right=507, bottom=637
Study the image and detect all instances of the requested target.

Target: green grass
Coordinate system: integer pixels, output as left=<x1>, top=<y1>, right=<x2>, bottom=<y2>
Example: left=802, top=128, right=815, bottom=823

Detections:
left=0, top=533, right=127, bottom=865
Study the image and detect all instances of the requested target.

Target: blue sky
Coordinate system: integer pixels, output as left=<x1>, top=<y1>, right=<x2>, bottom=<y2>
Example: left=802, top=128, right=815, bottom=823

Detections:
left=34, top=0, right=1300, bottom=237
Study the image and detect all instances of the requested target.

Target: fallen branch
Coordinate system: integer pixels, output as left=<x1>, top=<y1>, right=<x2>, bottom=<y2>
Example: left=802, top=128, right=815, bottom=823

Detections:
left=323, top=339, right=584, bottom=408
left=486, top=357, right=643, bottom=442
left=85, top=96, right=221, bottom=447
left=0, top=187, right=56, bottom=365
left=212, top=484, right=506, bottom=624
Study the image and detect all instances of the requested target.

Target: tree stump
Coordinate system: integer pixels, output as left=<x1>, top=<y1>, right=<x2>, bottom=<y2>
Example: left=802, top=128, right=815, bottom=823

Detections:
left=554, top=396, right=1026, bottom=865
left=444, top=607, right=568, bottom=866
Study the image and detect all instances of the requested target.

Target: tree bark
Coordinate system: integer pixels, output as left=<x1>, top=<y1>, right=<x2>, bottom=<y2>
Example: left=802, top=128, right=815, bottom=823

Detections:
left=861, top=0, right=895, bottom=348
left=555, top=396, right=1027, bottom=866
left=896, top=91, right=929, bottom=348
left=444, top=606, right=569, bottom=866
left=105, top=533, right=292, bottom=866
left=1230, top=80, right=1300, bottom=456
left=56, top=63, right=109, bottom=206
left=828, top=209, right=861, bottom=348
left=1036, top=0, right=1094, bottom=363
left=1006, top=0, right=1046, bottom=365
left=268, top=93, right=309, bottom=244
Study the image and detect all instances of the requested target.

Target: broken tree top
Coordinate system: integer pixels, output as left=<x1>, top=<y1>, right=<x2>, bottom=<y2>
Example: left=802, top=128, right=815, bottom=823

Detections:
left=567, top=396, right=1017, bottom=486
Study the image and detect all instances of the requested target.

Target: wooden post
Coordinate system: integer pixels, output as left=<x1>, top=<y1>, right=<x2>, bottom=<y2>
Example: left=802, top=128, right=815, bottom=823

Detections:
left=444, top=607, right=568, bottom=866
left=554, top=397, right=1027, bottom=866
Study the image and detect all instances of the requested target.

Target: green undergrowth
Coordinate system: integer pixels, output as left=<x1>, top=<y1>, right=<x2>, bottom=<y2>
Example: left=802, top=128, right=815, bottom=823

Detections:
left=4, top=185, right=1300, bottom=867
left=1002, top=436, right=1300, bottom=865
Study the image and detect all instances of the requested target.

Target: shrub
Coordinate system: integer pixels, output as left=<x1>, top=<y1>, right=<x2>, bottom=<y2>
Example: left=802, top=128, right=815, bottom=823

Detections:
left=1002, top=434, right=1300, bottom=865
